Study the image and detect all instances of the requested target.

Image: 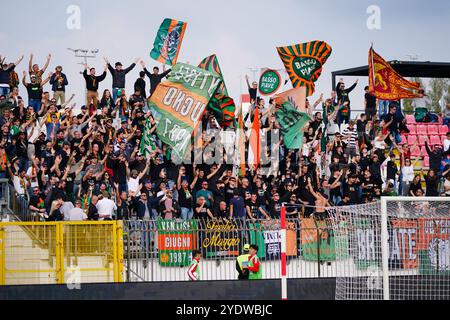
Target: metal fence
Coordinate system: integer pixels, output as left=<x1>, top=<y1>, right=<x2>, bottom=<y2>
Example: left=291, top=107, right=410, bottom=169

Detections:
left=0, top=221, right=124, bottom=285
left=0, top=179, right=10, bottom=220
left=123, top=218, right=342, bottom=282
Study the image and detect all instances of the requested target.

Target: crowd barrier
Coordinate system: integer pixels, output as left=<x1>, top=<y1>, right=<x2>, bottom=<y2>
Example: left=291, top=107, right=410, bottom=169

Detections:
left=123, top=218, right=342, bottom=282
left=0, top=221, right=124, bottom=285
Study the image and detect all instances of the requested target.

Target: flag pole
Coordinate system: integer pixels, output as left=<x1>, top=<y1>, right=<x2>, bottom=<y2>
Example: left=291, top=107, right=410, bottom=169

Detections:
left=280, top=203, right=287, bottom=300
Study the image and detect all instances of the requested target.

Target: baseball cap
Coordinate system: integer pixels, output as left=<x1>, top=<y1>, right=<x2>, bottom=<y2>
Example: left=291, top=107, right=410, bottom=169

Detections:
left=243, top=244, right=250, bottom=251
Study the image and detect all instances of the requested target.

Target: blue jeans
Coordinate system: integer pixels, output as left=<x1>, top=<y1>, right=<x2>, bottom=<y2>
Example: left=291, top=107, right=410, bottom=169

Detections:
left=378, top=100, right=389, bottom=121
left=29, top=99, right=41, bottom=113
left=112, top=88, right=123, bottom=104
left=0, top=86, right=9, bottom=96
left=181, top=207, right=193, bottom=220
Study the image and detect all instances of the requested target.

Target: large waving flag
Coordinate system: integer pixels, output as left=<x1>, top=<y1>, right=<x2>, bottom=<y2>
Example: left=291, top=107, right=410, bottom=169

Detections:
left=276, top=101, right=311, bottom=150
left=198, top=54, right=236, bottom=128
left=277, top=41, right=332, bottom=97
left=273, top=87, right=307, bottom=112
left=368, top=46, right=422, bottom=100
left=149, top=63, right=221, bottom=158
left=150, top=18, right=187, bottom=66
left=247, top=107, right=260, bottom=169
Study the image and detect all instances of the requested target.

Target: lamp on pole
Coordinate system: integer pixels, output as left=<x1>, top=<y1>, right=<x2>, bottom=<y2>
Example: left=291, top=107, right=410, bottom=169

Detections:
left=67, top=48, right=99, bottom=107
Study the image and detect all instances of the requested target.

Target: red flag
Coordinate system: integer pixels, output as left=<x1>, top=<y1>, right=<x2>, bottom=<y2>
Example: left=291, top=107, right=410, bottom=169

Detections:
left=369, top=46, right=422, bottom=100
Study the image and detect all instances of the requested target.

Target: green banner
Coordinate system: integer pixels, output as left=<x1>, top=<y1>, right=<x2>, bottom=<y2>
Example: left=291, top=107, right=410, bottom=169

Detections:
left=275, top=101, right=310, bottom=149
left=156, top=219, right=198, bottom=267
left=149, top=63, right=221, bottom=158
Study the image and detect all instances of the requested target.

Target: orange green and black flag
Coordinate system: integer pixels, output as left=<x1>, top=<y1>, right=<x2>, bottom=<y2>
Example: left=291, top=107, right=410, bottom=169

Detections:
left=368, top=46, right=422, bottom=100
left=277, top=41, right=332, bottom=97
left=150, top=18, right=187, bottom=66
left=198, top=54, right=236, bottom=128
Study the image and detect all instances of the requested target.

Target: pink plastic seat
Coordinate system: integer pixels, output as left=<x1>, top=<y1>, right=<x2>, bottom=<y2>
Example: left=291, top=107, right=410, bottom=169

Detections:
left=407, top=135, right=417, bottom=146
left=406, top=124, right=416, bottom=135
left=429, top=135, right=442, bottom=146
left=420, top=146, right=428, bottom=157
left=400, top=135, right=408, bottom=145
left=439, top=125, right=449, bottom=135
left=427, top=125, right=439, bottom=135
left=418, top=135, right=428, bottom=146
left=423, top=156, right=429, bottom=167
left=416, top=125, right=427, bottom=135
left=405, top=114, right=416, bottom=124
left=410, top=146, right=421, bottom=157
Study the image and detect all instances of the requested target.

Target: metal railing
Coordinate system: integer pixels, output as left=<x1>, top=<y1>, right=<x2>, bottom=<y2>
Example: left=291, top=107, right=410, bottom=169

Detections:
left=123, top=217, right=341, bottom=282
left=0, top=221, right=124, bottom=285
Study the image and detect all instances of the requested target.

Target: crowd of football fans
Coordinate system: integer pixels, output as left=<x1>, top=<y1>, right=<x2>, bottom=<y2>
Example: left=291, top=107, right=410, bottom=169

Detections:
left=0, top=53, right=449, bottom=221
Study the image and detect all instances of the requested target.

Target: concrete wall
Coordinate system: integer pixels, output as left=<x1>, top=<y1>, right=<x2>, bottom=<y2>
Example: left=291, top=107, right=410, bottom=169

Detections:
left=0, top=278, right=336, bottom=300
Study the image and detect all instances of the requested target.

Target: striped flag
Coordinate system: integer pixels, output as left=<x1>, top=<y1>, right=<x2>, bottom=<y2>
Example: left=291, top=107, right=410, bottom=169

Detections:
left=234, top=107, right=246, bottom=177
left=247, top=107, right=260, bottom=169
left=150, top=18, right=187, bottom=66
left=140, top=118, right=157, bottom=157
left=277, top=41, right=332, bottom=97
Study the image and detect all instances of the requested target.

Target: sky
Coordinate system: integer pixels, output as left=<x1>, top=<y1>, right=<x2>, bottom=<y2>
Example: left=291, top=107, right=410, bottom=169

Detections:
left=1, top=0, right=450, bottom=110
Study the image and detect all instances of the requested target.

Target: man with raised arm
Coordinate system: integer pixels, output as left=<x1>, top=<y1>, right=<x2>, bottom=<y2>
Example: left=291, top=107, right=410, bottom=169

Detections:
left=82, top=63, right=107, bottom=108
left=104, top=57, right=139, bottom=102
left=28, top=53, right=51, bottom=85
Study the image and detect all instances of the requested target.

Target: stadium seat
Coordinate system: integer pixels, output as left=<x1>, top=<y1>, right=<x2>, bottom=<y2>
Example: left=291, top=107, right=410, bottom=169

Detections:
left=405, top=114, right=416, bottom=124
left=418, top=135, right=428, bottom=146
left=429, top=135, right=442, bottom=146
left=407, top=135, right=417, bottom=145
left=410, top=146, right=421, bottom=157
left=406, top=124, right=416, bottom=135
left=420, top=146, right=428, bottom=157
left=416, top=125, right=427, bottom=135
left=423, top=156, right=430, bottom=168
left=439, top=125, right=449, bottom=135
left=400, top=135, right=408, bottom=145
left=427, top=125, right=439, bottom=135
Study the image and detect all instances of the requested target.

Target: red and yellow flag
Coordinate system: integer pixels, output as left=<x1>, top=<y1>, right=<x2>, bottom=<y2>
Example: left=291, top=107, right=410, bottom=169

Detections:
left=368, top=47, right=422, bottom=100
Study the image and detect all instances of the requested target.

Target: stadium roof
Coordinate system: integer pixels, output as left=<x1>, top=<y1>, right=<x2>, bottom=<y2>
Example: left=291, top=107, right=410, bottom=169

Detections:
left=331, top=60, right=450, bottom=88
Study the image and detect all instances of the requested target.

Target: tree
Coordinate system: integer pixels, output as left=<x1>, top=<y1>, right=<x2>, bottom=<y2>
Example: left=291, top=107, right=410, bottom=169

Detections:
left=427, top=78, right=450, bottom=114
left=402, top=77, right=425, bottom=114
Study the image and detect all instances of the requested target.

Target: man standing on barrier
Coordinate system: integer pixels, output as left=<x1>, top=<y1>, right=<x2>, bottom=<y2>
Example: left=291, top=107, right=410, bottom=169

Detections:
left=187, top=250, right=202, bottom=281
left=236, top=244, right=250, bottom=280
left=243, top=244, right=262, bottom=280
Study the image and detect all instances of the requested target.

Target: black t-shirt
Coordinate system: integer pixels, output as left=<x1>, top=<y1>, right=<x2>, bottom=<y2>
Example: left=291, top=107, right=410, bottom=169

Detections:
left=26, top=83, right=42, bottom=100
left=408, top=182, right=423, bottom=196
left=343, top=182, right=360, bottom=204
left=194, top=203, right=210, bottom=219
left=425, top=175, right=439, bottom=196
left=245, top=200, right=260, bottom=219
left=328, top=176, right=342, bottom=198
left=365, top=93, right=377, bottom=110
left=248, top=88, right=257, bottom=102
left=178, top=187, right=194, bottom=209
left=268, top=200, right=281, bottom=218
left=224, top=184, right=236, bottom=205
